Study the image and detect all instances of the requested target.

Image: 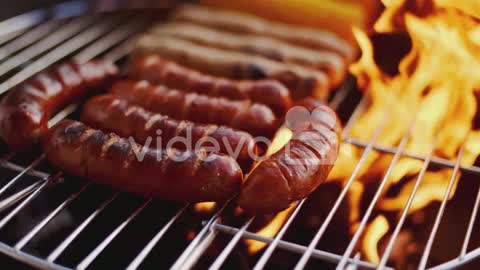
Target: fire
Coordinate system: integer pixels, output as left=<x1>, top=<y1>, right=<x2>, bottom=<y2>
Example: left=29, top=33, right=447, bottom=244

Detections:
left=244, top=126, right=293, bottom=253
left=334, top=0, right=480, bottom=264
left=362, top=215, right=389, bottom=263
left=246, top=204, right=297, bottom=254
left=194, top=202, right=216, bottom=212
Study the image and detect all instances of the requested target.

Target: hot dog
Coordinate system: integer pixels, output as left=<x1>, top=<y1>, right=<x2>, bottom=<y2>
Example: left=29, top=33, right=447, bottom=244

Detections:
left=134, top=35, right=329, bottom=100
left=173, top=4, right=355, bottom=61
left=110, top=80, right=279, bottom=138
left=238, top=100, right=341, bottom=214
left=0, top=60, right=119, bottom=150
left=81, top=94, right=257, bottom=170
left=127, top=54, right=292, bottom=117
left=151, top=23, right=347, bottom=87
left=43, top=120, right=243, bottom=202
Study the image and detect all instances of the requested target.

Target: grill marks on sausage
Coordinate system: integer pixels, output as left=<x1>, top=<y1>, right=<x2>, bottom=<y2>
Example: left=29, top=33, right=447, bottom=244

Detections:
left=0, top=60, right=119, bottom=150
left=80, top=95, right=257, bottom=169
left=238, top=102, right=341, bottom=214
left=151, top=22, right=347, bottom=87
left=127, top=54, right=292, bottom=117
left=134, top=35, right=329, bottom=100
left=110, top=80, right=278, bottom=138
left=43, top=120, right=243, bottom=202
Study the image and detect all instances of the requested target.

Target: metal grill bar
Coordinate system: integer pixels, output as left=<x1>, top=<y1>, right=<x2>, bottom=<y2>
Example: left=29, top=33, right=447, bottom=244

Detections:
left=212, top=223, right=390, bottom=270
left=126, top=205, right=189, bottom=270
left=13, top=184, right=91, bottom=251
left=336, top=113, right=420, bottom=269
left=0, top=21, right=61, bottom=62
left=76, top=198, right=152, bottom=270
left=0, top=16, right=98, bottom=86
left=177, top=82, right=354, bottom=270
left=47, top=193, right=119, bottom=263
left=460, top=180, right=480, bottom=257
left=208, top=218, right=254, bottom=270
left=346, top=137, right=480, bottom=175
left=376, top=132, right=442, bottom=269
left=418, top=145, right=465, bottom=269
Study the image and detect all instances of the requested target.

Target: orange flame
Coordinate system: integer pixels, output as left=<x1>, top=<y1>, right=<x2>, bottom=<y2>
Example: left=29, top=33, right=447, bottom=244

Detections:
left=337, top=0, right=480, bottom=263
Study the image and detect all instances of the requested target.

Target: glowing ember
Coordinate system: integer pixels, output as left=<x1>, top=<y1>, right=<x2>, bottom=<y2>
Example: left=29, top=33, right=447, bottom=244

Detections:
left=194, top=202, right=216, bottom=212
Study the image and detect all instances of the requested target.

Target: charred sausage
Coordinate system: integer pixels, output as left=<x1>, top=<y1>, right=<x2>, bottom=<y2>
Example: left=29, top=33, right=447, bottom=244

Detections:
left=81, top=94, right=257, bottom=170
left=238, top=100, right=341, bottom=214
left=110, top=80, right=279, bottom=138
left=0, top=60, right=119, bottom=150
left=134, top=35, right=329, bottom=100
left=127, top=54, right=292, bottom=117
left=151, top=23, right=347, bottom=87
left=173, top=4, right=355, bottom=61
left=43, top=120, right=243, bottom=202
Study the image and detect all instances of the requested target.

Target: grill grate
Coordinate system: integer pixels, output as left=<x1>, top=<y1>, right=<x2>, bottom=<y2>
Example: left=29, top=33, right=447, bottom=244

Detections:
left=0, top=2, right=479, bottom=270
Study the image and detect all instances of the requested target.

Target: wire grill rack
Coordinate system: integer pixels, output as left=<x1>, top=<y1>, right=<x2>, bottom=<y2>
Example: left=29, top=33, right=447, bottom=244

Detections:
left=0, top=1, right=479, bottom=269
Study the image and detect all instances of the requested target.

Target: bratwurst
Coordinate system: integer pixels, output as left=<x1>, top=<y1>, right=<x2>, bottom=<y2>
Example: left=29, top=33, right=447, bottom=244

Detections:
left=43, top=120, right=243, bottom=202
left=0, top=60, right=118, bottom=150
left=127, top=54, right=292, bottom=117
left=238, top=100, right=341, bottom=214
left=81, top=94, right=257, bottom=170
left=110, top=80, right=278, bottom=138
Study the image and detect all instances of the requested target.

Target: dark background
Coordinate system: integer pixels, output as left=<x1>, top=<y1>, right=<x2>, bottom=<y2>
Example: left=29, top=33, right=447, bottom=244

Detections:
left=0, top=0, right=66, bottom=20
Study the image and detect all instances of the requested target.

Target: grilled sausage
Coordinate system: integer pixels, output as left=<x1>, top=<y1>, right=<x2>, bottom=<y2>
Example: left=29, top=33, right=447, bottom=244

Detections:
left=0, top=60, right=119, bottom=150
left=81, top=94, right=257, bottom=170
left=151, top=23, right=347, bottom=87
left=173, top=4, right=355, bottom=61
left=238, top=100, right=341, bottom=214
left=127, top=54, right=292, bottom=117
left=110, top=80, right=279, bottom=138
left=43, top=120, right=243, bottom=202
left=134, top=35, right=329, bottom=100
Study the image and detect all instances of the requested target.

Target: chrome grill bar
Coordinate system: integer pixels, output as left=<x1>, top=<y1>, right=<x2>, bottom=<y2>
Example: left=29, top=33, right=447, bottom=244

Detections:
left=0, top=5, right=478, bottom=270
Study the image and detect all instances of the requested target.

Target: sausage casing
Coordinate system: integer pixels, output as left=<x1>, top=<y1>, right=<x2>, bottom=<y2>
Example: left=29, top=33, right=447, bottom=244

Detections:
left=127, top=54, right=292, bottom=117
left=110, top=80, right=279, bottom=138
left=173, top=4, right=355, bottom=61
left=134, top=35, right=329, bottom=100
left=238, top=101, right=341, bottom=214
left=0, top=60, right=119, bottom=150
left=43, top=120, right=243, bottom=202
left=151, top=23, right=347, bottom=87
left=81, top=94, right=257, bottom=170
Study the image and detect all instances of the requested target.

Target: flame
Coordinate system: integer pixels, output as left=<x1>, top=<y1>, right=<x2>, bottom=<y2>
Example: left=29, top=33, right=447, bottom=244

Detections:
left=362, top=215, right=389, bottom=263
left=334, top=0, right=480, bottom=264
left=194, top=202, right=216, bottom=212
left=244, top=126, right=294, bottom=254
left=246, top=204, right=297, bottom=254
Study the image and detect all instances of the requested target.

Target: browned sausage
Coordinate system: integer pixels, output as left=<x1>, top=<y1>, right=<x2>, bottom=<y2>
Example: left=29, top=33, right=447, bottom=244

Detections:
left=238, top=100, right=341, bottom=214
left=173, top=4, right=356, bottom=61
left=110, top=80, right=279, bottom=138
left=43, top=120, right=243, bottom=202
left=127, top=54, right=292, bottom=117
left=151, top=23, right=347, bottom=87
left=134, top=35, right=330, bottom=100
left=0, top=60, right=119, bottom=151
left=81, top=94, right=257, bottom=170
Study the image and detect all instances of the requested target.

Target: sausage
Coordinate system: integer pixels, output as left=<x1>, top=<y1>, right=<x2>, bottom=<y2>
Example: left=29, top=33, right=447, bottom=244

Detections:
left=127, top=54, right=292, bottom=117
left=81, top=94, right=257, bottom=170
left=151, top=23, right=347, bottom=87
left=173, top=4, right=355, bottom=61
left=110, top=80, right=279, bottom=138
left=0, top=60, right=119, bottom=150
left=238, top=100, right=341, bottom=214
left=134, top=35, right=330, bottom=100
left=43, top=120, right=243, bottom=202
